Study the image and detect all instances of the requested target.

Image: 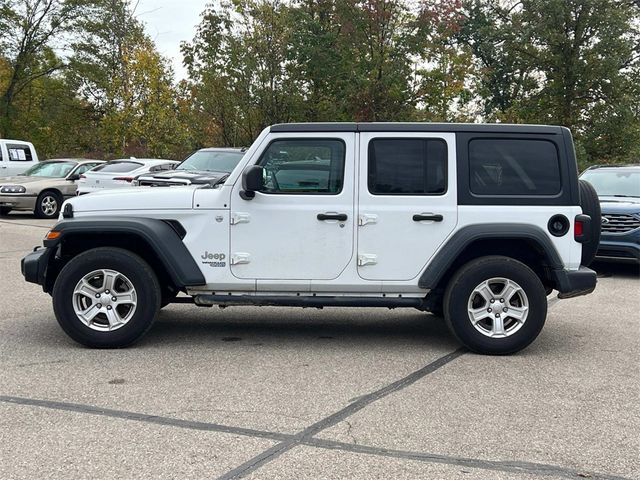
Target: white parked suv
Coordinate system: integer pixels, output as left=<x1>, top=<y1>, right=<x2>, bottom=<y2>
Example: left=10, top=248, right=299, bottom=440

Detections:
left=22, top=123, right=600, bottom=354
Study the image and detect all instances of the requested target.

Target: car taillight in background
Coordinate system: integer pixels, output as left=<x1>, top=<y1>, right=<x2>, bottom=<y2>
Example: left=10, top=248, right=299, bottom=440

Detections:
left=113, top=177, right=134, bottom=183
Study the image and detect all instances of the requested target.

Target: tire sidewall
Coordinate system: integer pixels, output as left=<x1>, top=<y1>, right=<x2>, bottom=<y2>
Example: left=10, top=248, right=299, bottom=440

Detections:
left=578, top=179, right=601, bottom=266
left=36, top=191, right=62, bottom=219
left=445, top=257, right=547, bottom=355
left=53, top=248, right=160, bottom=348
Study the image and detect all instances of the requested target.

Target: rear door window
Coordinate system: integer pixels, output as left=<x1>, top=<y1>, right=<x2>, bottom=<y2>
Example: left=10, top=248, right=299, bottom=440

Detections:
left=469, top=139, right=561, bottom=196
left=368, top=138, right=447, bottom=195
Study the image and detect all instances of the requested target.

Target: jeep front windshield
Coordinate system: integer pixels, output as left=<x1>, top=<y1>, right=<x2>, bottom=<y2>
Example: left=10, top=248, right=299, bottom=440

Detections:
left=177, top=150, right=244, bottom=173
left=580, top=169, right=640, bottom=198
left=21, top=161, right=76, bottom=178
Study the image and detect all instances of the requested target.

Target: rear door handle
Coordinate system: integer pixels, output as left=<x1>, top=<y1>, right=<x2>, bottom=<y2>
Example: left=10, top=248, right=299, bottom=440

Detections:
left=413, top=213, right=443, bottom=222
left=317, top=213, right=348, bottom=221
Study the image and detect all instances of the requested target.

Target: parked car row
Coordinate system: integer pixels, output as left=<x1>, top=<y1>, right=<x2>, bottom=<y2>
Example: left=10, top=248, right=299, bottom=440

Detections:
left=0, top=146, right=246, bottom=218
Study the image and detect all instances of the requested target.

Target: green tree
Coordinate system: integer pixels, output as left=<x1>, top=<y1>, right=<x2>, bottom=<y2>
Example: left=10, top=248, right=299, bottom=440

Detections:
left=182, top=0, right=302, bottom=147
left=338, top=0, right=418, bottom=121
left=288, top=0, right=357, bottom=121
left=415, top=0, right=477, bottom=121
left=68, top=0, right=184, bottom=157
left=461, top=0, right=640, bottom=164
left=7, top=73, right=97, bottom=158
left=0, top=0, right=85, bottom=137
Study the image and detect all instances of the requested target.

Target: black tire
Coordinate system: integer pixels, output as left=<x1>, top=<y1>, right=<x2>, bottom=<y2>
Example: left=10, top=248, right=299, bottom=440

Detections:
left=578, top=179, right=601, bottom=267
left=0, top=207, right=11, bottom=216
left=52, top=247, right=161, bottom=348
left=444, top=256, right=547, bottom=355
left=35, top=190, right=62, bottom=219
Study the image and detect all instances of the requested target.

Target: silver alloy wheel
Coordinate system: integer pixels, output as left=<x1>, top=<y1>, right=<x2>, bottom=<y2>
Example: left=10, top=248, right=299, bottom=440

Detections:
left=467, top=277, right=529, bottom=338
left=40, top=195, right=58, bottom=216
left=72, top=269, right=138, bottom=332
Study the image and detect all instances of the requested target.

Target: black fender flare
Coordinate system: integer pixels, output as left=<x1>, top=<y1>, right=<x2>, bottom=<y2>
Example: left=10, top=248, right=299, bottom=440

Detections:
left=418, top=223, right=564, bottom=289
left=44, top=217, right=206, bottom=287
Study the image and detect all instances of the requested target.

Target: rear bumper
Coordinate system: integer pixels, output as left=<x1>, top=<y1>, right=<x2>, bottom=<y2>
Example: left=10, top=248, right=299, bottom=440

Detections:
left=21, top=247, right=53, bottom=289
left=552, top=266, right=597, bottom=299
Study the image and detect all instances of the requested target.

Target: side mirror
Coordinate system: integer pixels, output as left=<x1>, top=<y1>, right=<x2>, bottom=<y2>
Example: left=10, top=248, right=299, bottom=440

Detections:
left=67, top=173, right=80, bottom=181
left=240, top=165, right=264, bottom=200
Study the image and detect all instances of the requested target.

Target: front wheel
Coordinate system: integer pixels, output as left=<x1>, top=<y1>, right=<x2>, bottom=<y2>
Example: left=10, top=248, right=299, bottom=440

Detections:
left=52, top=247, right=161, bottom=348
left=0, top=207, right=11, bottom=216
left=444, top=256, right=547, bottom=355
left=35, top=191, right=62, bottom=218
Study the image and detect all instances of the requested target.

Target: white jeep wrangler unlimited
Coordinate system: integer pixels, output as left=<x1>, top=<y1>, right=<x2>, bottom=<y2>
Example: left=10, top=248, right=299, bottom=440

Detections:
left=22, top=123, right=600, bottom=354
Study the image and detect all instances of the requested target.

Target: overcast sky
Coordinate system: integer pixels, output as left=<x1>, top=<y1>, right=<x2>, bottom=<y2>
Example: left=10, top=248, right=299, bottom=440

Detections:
left=135, top=0, right=209, bottom=80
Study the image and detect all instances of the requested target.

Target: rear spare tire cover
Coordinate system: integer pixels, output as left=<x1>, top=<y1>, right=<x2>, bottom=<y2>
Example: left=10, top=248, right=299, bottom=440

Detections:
left=578, top=179, right=601, bottom=266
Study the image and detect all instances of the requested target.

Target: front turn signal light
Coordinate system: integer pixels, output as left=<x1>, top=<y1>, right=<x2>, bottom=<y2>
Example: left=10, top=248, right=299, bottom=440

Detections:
left=45, top=230, right=61, bottom=240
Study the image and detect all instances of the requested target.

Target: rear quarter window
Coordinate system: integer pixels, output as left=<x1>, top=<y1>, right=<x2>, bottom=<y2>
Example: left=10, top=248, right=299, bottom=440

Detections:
left=93, top=161, right=143, bottom=173
left=469, top=139, right=561, bottom=196
left=7, top=144, right=33, bottom=162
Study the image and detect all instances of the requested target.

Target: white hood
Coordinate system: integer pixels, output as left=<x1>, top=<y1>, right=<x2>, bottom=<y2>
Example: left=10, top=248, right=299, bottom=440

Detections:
left=65, top=186, right=198, bottom=213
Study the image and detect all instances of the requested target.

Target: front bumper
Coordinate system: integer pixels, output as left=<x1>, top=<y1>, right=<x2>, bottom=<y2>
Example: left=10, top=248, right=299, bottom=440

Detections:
left=552, top=266, right=597, bottom=299
left=21, top=247, right=54, bottom=289
left=596, top=238, right=640, bottom=263
left=0, top=194, right=37, bottom=210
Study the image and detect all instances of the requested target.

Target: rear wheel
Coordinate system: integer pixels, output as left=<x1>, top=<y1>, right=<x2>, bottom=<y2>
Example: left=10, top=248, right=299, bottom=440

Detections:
left=444, top=256, right=547, bottom=355
left=578, top=179, right=601, bottom=266
left=52, top=247, right=160, bottom=348
left=35, top=190, right=62, bottom=218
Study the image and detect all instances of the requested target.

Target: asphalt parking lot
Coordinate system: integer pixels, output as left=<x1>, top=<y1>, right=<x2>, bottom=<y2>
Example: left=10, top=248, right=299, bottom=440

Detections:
left=0, top=214, right=638, bottom=480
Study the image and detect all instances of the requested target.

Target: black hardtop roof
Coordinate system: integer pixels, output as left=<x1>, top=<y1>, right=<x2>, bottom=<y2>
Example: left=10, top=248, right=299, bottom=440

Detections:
left=270, top=122, right=565, bottom=134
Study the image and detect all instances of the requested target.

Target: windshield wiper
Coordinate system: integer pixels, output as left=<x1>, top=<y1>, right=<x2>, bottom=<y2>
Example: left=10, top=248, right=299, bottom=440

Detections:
left=208, top=174, right=229, bottom=188
left=609, top=194, right=640, bottom=198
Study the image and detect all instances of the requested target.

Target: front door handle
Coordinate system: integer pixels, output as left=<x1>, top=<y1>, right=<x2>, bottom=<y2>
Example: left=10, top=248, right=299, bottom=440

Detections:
left=317, top=213, right=348, bottom=221
left=413, top=213, right=443, bottom=222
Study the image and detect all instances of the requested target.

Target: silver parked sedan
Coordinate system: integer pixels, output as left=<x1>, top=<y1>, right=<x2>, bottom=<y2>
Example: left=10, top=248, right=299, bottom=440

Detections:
left=0, top=159, right=103, bottom=218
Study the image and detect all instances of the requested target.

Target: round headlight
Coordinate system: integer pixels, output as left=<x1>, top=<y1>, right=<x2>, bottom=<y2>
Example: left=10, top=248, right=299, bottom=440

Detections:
left=1, top=185, right=26, bottom=194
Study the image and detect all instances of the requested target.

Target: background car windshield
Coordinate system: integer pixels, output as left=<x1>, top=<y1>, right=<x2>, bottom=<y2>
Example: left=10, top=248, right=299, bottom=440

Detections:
left=581, top=170, right=640, bottom=197
left=22, top=162, right=75, bottom=177
left=177, top=151, right=244, bottom=173
left=92, top=161, right=143, bottom=173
